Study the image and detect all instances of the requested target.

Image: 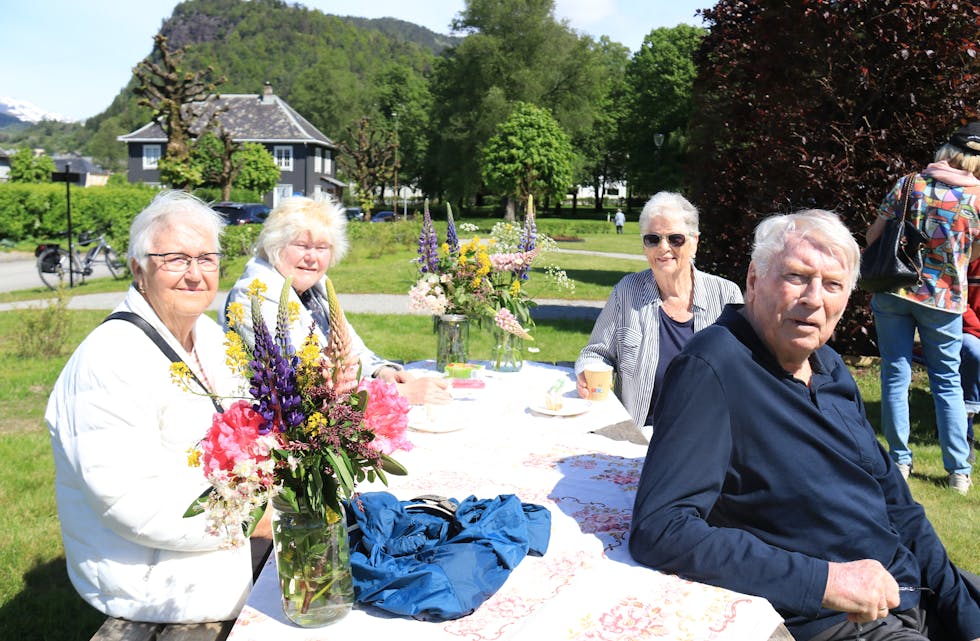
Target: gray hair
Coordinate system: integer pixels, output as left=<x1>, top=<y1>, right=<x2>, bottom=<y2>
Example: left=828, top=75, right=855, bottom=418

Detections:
left=255, top=195, right=349, bottom=268
left=128, top=190, right=225, bottom=271
left=751, top=209, right=860, bottom=291
left=638, top=192, right=700, bottom=237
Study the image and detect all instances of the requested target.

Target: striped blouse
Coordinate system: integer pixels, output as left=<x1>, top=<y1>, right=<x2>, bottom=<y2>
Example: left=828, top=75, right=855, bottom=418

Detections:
left=575, top=266, right=743, bottom=428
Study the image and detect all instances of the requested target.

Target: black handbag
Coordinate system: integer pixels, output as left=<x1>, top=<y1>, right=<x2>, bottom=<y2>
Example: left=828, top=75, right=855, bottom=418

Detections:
left=858, top=173, right=930, bottom=293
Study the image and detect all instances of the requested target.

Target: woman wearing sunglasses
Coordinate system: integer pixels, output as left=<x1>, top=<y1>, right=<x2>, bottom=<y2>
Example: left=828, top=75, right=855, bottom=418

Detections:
left=575, top=192, right=743, bottom=439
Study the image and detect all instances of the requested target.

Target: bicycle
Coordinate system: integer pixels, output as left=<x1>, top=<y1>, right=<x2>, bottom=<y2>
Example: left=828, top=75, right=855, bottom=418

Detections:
left=35, top=230, right=127, bottom=290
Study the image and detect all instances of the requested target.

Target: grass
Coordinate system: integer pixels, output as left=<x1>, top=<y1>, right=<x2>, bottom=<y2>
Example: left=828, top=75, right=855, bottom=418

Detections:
left=1, top=222, right=978, bottom=639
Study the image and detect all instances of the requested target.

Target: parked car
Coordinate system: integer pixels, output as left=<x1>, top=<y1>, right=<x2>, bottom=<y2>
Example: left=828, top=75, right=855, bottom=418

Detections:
left=212, top=202, right=271, bottom=225
left=345, top=207, right=364, bottom=222
left=370, top=210, right=396, bottom=223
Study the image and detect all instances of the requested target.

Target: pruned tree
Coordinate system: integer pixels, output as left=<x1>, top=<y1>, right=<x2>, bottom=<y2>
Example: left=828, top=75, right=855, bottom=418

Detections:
left=481, top=102, right=574, bottom=220
left=689, top=0, right=980, bottom=355
left=337, top=117, right=396, bottom=217
left=132, top=33, right=225, bottom=189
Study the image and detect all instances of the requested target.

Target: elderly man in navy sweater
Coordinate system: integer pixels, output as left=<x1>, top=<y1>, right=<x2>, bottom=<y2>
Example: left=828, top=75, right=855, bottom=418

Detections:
left=629, top=210, right=980, bottom=641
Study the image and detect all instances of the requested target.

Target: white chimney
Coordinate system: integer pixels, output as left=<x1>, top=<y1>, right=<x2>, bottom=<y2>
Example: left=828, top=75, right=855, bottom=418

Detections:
left=262, top=82, right=274, bottom=104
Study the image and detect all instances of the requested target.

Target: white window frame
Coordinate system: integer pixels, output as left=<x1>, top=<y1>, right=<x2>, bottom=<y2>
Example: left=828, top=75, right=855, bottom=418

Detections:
left=274, top=146, right=293, bottom=171
left=313, top=148, right=322, bottom=173
left=274, top=184, right=293, bottom=208
left=323, top=153, right=333, bottom=176
left=142, top=144, right=162, bottom=170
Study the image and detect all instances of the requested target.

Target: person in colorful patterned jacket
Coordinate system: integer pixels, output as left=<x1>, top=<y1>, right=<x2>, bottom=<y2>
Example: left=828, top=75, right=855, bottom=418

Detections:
left=867, top=121, right=980, bottom=494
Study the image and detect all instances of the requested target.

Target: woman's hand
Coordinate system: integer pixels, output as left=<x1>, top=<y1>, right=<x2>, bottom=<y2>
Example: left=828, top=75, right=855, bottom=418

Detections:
left=576, top=372, right=590, bottom=399
left=397, top=377, right=451, bottom=406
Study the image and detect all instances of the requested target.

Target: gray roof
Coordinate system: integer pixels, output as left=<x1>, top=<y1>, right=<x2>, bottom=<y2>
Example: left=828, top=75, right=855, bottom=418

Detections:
left=118, top=89, right=336, bottom=149
left=52, top=155, right=107, bottom=175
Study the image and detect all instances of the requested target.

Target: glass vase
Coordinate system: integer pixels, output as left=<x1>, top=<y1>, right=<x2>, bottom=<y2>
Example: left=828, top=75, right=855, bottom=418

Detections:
left=436, top=314, right=470, bottom=372
left=271, top=498, right=353, bottom=627
left=491, top=327, right=524, bottom=372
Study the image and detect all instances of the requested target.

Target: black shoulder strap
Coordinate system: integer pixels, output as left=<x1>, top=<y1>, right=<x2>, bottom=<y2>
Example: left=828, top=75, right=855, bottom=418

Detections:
left=104, top=311, right=224, bottom=413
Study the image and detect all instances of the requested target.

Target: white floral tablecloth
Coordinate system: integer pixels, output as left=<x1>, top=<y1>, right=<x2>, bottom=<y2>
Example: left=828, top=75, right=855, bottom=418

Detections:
left=227, top=361, right=784, bottom=641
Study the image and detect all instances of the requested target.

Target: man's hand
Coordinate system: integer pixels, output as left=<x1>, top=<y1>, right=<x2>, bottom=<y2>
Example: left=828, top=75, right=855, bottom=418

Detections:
left=823, top=560, right=900, bottom=624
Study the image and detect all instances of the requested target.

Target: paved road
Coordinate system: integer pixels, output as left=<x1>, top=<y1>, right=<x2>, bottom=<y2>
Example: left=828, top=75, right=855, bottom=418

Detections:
left=0, top=247, right=642, bottom=320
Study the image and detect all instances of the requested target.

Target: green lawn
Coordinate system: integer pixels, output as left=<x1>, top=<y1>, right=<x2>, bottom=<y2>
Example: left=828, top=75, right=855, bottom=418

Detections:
left=1, top=224, right=978, bottom=640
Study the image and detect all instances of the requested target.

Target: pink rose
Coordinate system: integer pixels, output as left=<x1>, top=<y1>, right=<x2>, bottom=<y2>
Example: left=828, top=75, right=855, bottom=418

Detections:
left=201, top=400, right=269, bottom=476
left=358, top=378, right=413, bottom=455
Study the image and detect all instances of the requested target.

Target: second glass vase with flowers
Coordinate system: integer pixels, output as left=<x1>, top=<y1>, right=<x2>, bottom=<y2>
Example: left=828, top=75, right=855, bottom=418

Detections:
left=175, top=277, right=412, bottom=628
left=410, top=198, right=543, bottom=371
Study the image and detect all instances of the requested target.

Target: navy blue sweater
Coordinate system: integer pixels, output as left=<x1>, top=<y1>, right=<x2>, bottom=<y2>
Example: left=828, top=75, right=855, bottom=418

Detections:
left=629, top=305, right=980, bottom=640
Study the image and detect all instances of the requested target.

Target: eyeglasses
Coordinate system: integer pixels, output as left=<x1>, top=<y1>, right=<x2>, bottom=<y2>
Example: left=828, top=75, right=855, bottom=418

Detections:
left=148, top=252, right=222, bottom=272
left=289, top=242, right=332, bottom=255
left=642, top=233, right=688, bottom=248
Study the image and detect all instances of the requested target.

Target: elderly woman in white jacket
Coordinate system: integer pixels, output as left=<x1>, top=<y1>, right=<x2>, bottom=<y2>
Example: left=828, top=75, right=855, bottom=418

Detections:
left=224, top=195, right=449, bottom=405
left=45, top=191, right=261, bottom=623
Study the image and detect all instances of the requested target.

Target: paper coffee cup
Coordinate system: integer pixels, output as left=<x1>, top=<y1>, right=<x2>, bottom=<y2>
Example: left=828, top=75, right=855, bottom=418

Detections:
left=584, top=363, right=613, bottom=401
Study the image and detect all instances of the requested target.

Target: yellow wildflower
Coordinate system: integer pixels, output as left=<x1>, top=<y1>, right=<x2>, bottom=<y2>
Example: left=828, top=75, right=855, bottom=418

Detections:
left=305, top=411, right=327, bottom=438
left=246, top=279, right=267, bottom=298
left=287, top=300, right=301, bottom=326
left=169, top=362, right=193, bottom=392
left=510, top=280, right=521, bottom=296
left=225, top=301, right=245, bottom=329
left=187, top=447, right=202, bottom=468
left=224, top=332, right=250, bottom=374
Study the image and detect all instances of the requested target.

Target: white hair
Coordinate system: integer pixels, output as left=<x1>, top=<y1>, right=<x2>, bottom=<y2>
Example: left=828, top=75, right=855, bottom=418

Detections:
left=254, top=194, right=350, bottom=268
left=751, top=209, right=860, bottom=290
left=638, top=192, right=700, bottom=237
left=127, top=190, right=225, bottom=271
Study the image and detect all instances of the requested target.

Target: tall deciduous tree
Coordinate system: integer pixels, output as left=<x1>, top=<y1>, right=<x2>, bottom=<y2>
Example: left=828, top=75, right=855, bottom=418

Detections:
left=481, top=102, right=574, bottom=217
left=623, top=24, right=705, bottom=197
left=337, top=117, right=397, bottom=215
left=574, top=37, right=631, bottom=211
left=424, top=0, right=605, bottom=206
left=132, top=34, right=225, bottom=189
left=9, top=147, right=56, bottom=183
left=689, top=0, right=980, bottom=355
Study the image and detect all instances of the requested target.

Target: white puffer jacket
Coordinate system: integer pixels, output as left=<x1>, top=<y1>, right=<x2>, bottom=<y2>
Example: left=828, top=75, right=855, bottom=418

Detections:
left=45, top=287, right=252, bottom=623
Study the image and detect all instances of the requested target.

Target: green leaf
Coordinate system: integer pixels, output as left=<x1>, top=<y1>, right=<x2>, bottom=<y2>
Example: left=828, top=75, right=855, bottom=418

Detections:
left=242, top=502, right=267, bottom=538
left=183, top=488, right=212, bottom=518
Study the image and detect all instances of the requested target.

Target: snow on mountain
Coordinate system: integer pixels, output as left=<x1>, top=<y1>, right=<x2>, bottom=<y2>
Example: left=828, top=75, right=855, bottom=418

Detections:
left=0, top=97, right=73, bottom=124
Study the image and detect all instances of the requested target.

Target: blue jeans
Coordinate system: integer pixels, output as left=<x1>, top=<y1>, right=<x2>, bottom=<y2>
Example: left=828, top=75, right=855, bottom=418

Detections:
left=871, top=293, right=972, bottom=474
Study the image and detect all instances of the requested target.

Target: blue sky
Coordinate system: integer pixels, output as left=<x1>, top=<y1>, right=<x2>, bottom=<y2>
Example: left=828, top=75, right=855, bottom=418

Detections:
left=0, top=0, right=711, bottom=122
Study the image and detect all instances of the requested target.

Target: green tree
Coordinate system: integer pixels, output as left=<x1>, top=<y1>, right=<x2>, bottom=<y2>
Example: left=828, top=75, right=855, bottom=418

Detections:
left=133, top=33, right=225, bottom=189
left=689, top=0, right=980, bottom=355
left=337, top=118, right=397, bottom=215
left=481, top=102, right=574, bottom=217
left=9, top=147, right=57, bottom=183
left=232, top=143, right=280, bottom=196
left=574, top=37, right=631, bottom=211
left=623, top=24, right=705, bottom=197
left=192, top=132, right=280, bottom=200
left=425, top=0, right=605, bottom=206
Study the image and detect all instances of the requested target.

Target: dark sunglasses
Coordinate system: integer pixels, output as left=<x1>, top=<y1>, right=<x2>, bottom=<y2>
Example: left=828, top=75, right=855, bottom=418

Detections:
left=642, top=233, right=687, bottom=248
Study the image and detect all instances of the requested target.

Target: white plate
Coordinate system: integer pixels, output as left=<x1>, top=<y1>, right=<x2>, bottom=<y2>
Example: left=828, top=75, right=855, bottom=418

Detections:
left=529, top=398, right=592, bottom=417
left=407, top=406, right=466, bottom=433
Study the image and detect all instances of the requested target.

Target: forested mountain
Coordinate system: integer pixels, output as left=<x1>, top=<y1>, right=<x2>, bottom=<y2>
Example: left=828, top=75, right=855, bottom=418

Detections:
left=4, top=0, right=457, bottom=171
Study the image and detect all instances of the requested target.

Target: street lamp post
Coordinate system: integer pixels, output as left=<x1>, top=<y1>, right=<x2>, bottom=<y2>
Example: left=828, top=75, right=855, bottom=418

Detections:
left=653, top=133, right=665, bottom=193
left=391, top=110, right=400, bottom=218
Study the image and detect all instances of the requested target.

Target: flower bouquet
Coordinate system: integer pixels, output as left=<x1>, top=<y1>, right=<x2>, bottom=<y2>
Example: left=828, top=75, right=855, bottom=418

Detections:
left=410, top=198, right=556, bottom=370
left=177, top=277, right=411, bottom=626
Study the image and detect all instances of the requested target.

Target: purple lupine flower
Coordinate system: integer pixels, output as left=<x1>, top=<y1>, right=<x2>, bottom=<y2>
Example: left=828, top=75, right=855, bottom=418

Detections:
left=417, top=200, right=439, bottom=273
left=517, top=203, right=537, bottom=280
left=249, top=314, right=304, bottom=435
left=446, top=202, right=459, bottom=253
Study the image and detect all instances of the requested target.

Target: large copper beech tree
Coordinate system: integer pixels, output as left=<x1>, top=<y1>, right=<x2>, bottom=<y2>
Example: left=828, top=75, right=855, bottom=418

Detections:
left=688, top=0, right=980, bottom=355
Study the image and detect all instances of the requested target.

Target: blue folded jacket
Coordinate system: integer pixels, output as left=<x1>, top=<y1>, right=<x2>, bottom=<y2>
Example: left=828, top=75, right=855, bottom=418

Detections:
left=345, top=491, right=551, bottom=621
